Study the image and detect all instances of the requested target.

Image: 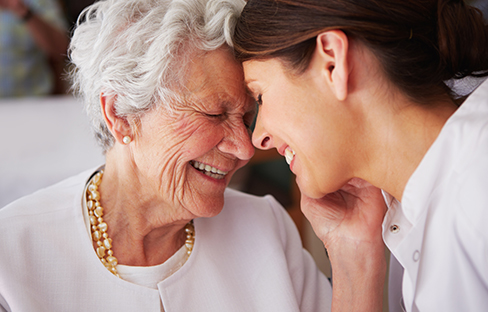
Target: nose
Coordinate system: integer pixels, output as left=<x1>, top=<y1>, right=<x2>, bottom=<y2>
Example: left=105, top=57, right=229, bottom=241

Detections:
left=218, top=121, right=255, bottom=160
left=251, top=113, right=273, bottom=150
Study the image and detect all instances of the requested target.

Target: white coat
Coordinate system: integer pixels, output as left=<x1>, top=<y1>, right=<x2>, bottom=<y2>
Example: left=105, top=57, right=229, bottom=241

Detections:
left=384, top=79, right=488, bottom=312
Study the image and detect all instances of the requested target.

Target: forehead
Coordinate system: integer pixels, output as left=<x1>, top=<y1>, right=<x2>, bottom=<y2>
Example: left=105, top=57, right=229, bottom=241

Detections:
left=243, top=59, right=289, bottom=87
left=183, top=48, right=252, bottom=111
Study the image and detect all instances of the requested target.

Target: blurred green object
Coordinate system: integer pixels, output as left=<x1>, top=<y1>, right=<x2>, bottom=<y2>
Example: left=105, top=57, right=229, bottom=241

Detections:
left=244, top=158, right=294, bottom=208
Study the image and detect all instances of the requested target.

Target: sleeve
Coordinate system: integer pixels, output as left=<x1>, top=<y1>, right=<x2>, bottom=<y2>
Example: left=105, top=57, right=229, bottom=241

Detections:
left=265, top=195, right=333, bottom=311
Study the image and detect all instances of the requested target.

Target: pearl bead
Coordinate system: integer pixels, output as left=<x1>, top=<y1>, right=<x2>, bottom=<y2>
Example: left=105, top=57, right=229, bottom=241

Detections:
left=98, top=222, right=108, bottom=232
left=103, top=239, right=112, bottom=250
left=91, top=191, right=100, bottom=201
left=94, top=207, right=103, bottom=218
left=107, top=256, right=118, bottom=266
left=97, top=246, right=106, bottom=258
left=92, top=231, right=101, bottom=241
left=93, top=173, right=101, bottom=185
left=86, top=170, right=195, bottom=279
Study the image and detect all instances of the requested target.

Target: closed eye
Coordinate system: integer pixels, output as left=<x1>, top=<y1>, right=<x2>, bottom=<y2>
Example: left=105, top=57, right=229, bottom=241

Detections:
left=205, top=113, right=225, bottom=118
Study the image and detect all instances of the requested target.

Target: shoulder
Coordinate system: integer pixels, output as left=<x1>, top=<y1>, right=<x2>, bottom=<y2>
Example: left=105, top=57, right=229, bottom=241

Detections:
left=450, top=83, right=488, bottom=222
left=465, top=78, right=488, bottom=107
left=198, top=188, right=299, bottom=247
left=442, top=110, right=488, bottom=247
left=455, top=155, right=488, bottom=239
left=0, top=168, right=95, bottom=223
left=222, top=188, right=292, bottom=230
left=445, top=80, right=488, bottom=216
left=223, top=187, right=284, bottom=213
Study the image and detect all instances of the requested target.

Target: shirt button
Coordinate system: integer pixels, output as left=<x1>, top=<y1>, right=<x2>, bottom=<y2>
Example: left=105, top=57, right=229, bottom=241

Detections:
left=390, top=224, right=400, bottom=233
left=413, top=250, right=420, bottom=262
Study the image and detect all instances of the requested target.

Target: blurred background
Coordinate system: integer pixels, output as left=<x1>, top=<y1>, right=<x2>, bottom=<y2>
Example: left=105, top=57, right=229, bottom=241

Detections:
left=1, top=1, right=486, bottom=311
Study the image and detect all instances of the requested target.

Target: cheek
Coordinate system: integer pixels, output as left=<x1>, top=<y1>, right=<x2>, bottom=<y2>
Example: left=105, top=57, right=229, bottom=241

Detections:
left=173, top=118, right=223, bottom=159
left=264, top=89, right=305, bottom=128
left=133, top=117, right=199, bottom=177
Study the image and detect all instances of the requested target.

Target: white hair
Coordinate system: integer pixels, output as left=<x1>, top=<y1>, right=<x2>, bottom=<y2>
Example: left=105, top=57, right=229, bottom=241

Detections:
left=69, top=0, right=245, bottom=152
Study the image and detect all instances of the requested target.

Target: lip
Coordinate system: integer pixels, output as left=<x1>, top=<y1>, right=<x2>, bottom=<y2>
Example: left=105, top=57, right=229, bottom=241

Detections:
left=278, top=145, right=296, bottom=173
left=277, top=144, right=289, bottom=157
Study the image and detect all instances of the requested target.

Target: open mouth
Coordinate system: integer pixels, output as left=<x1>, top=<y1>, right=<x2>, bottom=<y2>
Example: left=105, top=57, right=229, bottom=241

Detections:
left=190, top=160, right=228, bottom=180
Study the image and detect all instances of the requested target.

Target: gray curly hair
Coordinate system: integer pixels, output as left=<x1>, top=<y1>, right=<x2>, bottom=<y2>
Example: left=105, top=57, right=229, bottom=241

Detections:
left=69, top=0, right=245, bottom=152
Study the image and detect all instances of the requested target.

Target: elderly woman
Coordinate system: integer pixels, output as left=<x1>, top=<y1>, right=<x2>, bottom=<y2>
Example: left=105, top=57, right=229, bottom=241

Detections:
left=0, top=0, right=332, bottom=310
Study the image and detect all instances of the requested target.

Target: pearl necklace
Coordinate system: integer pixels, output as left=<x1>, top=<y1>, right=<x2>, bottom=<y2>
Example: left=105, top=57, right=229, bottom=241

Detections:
left=86, top=170, right=195, bottom=277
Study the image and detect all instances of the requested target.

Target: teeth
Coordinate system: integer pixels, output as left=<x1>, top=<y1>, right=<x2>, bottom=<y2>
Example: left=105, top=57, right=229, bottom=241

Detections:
left=284, top=147, right=295, bottom=165
left=191, top=161, right=228, bottom=179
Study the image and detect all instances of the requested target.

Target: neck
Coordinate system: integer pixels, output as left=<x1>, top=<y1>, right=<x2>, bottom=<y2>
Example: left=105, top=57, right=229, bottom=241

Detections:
left=354, top=93, right=457, bottom=202
left=97, top=150, right=192, bottom=266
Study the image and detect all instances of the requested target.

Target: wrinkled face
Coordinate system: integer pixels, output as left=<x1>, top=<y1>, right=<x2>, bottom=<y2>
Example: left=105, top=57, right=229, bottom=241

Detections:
left=243, top=58, right=355, bottom=198
left=131, top=48, right=255, bottom=219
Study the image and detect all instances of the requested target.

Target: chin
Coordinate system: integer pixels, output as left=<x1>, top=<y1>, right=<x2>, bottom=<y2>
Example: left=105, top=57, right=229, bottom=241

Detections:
left=297, top=171, right=347, bottom=199
left=192, top=194, right=226, bottom=218
left=296, top=176, right=323, bottom=199
left=301, top=189, right=326, bottom=200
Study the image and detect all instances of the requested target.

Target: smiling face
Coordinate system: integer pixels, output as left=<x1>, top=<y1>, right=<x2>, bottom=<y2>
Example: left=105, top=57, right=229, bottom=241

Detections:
left=243, top=58, right=358, bottom=198
left=129, top=48, right=256, bottom=219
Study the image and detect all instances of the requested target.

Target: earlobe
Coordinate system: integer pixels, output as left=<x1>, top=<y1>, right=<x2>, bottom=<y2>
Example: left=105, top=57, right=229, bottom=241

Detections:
left=315, top=30, right=349, bottom=101
left=100, top=93, right=132, bottom=144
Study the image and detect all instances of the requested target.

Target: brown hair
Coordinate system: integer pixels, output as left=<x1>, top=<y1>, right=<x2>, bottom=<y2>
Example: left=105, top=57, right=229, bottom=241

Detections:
left=233, top=0, right=488, bottom=103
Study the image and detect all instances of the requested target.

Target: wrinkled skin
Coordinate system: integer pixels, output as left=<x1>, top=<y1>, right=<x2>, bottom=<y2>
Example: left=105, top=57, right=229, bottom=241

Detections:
left=99, top=47, right=256, bottom=265
left=301, top=178, right=387, bottom=249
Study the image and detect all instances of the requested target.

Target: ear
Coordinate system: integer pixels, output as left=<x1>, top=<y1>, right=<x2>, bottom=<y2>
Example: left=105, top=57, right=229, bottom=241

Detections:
left=314, top=30, right=349, bottom=101
left=100, top=93, right=132, bottom=144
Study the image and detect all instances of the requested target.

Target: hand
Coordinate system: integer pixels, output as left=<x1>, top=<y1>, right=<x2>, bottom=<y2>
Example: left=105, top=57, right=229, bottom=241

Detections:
left=300, top=177, right=386, bottom=249
left=301, top=178, right=388, bottom=311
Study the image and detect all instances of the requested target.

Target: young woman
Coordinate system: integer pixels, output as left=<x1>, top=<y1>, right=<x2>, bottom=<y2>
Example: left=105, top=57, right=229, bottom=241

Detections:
left=233, top=0, right=488, bottom=311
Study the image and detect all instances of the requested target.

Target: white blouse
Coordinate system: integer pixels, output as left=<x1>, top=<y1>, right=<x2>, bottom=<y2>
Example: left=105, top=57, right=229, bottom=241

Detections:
left=0, top=169, right=331, bottom=311
left=383, top=79, right=488, bottom=312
